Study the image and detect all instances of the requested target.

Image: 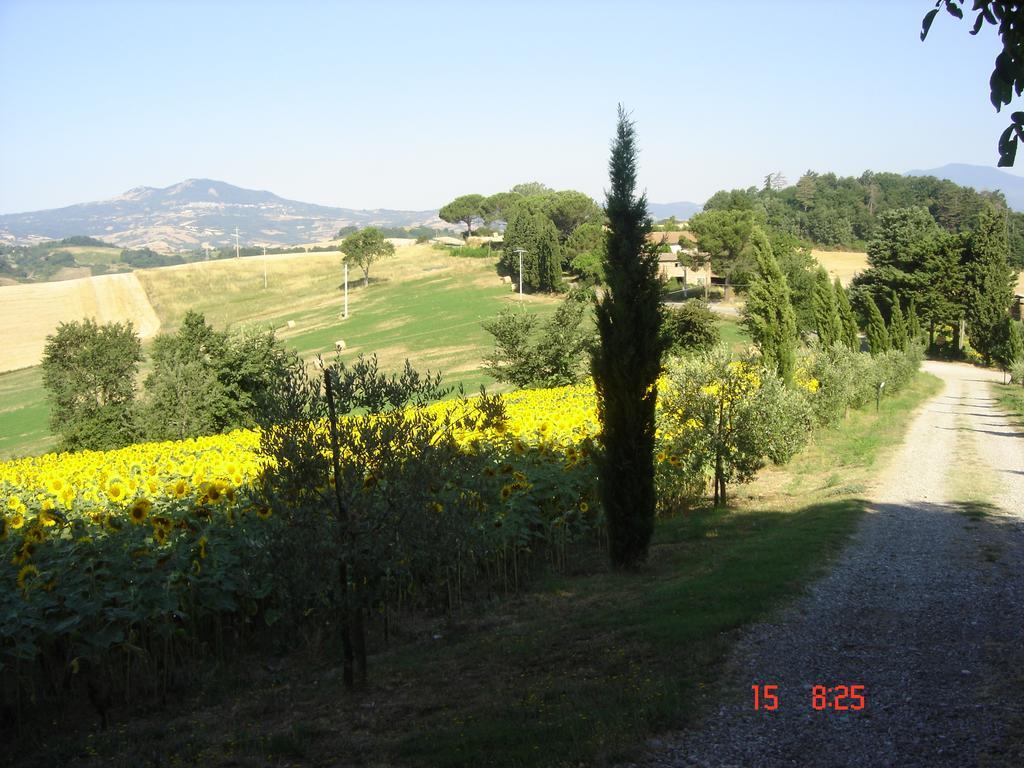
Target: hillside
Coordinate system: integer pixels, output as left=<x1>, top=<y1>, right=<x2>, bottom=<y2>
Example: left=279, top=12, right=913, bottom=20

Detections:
left=0, top=272, right=161, bottom=373
left=905, top=163, right=1024, bottom=212
left=0, top=179, right=450, bottom=252
left=0, top=243, right=566, bottom=458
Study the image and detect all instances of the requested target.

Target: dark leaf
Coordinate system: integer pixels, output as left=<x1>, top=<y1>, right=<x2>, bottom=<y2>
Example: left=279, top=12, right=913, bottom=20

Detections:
left=921, top=8, right=940, bottom=40
left=998, top=123, right=1018, bottom=166
left=971, top=11, right=985, bottom=35
left=948, top=2, right=963, bottom=19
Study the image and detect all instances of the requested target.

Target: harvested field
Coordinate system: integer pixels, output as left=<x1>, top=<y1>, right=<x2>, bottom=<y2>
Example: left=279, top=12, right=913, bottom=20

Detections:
left=811, top=249, right=868, bottom=286
left=0, top=273, right=160, bottom=373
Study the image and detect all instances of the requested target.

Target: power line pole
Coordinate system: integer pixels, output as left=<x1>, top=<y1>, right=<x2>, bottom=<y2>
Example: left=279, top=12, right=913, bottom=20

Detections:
left=234, top=227, right=240, bottom=259
left=512, top=248, right=526, bottom=297
left=262, top=245, right=267, bottom=289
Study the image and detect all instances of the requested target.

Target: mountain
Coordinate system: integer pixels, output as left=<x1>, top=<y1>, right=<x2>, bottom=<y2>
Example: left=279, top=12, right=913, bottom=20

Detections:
left=0, top=179, right=449, bottom=252
left=904, top=163, right=1024, bottom=212
left=647, top=201, right=702, bottom=221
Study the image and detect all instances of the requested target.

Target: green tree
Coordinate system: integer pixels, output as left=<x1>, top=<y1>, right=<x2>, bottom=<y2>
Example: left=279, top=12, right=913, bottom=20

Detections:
left=534, top=215, right=563, bottom=292
left=544, top=190, right=604, bottom=241
left=340, top=227, right=396, bottom=287
left=907, top=298, right=923, bottom=342
left=502, top=207, right=540, bottom=287
left=834, top=278, right=860, bottom=350
left=483, top=290, right=594, bottom=387
left=661, top=349, right=812, bottom=506
left=663, top=300, right=720, bottom=356
left=991, top=316, right=1024, bottom=379
left=481, top=191, right=521, bottom=225
left=774, top=237, right=819, bottom=334
left=962, top=206, right=1016, bottom=362
left=888, top=292, right=908, bottom=351
left=510, top=181, right=552, bottom=197
left=591, top=107, right=667, bottom=569
left=811, top=268, right=842, bottom=346
left=141, top=312, right=300, bottom=440
left=742, top=229, right=797, bottom=384
left=566, top=221, right=605, bottom=260
left=687, top=208, right=761, bottom=283
left=865, top=294, right=890, bottom=355
left=41, top=319, right=143, bottom=451
left=438, top=193, right=486, bottom=237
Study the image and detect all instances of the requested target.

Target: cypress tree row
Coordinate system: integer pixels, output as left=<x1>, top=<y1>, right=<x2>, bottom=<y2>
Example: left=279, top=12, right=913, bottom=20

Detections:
left=591, top=106, right=667, bottom=570
left=812, top=268, right=842, bottom=347
left=865, top=294, right=890, bottom=355
left=742, top=229, right=797, bottom=384
left=963, top=206, right=1016, bottom=363
left=907, top=298, right=922, bottom=343
left=534, top=215, right=563, bottom=293
left=834, top=277, right=860, bottom=351
left=888, top=292, right=908, bottom=351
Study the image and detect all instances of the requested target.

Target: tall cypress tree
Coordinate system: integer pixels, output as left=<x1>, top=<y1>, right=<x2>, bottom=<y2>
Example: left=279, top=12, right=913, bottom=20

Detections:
left=834, top=277, right=860, bottom=351
left=907, top=298, right=922, bottom=343
left=888, top=292, right=908, bottom=351
left=865, top=294, right=890, bottom=355
left=591, top=106, right=667, bottom=569
left=534, top=215, right=563, bottom=292
left=812, top=268, right=842, bottom=346
left=963, top=206, right=1015, bottom=363
left=742, top=228, right=797, bottom=384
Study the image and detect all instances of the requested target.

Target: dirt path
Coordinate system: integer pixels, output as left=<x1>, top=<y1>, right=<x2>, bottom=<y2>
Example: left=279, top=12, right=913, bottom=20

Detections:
left=633, top=361, right=1024, bottom=767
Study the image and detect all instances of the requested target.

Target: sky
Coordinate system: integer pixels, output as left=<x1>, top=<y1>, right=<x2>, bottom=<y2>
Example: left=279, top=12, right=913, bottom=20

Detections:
left=2, top=0, right=1024, bottom=214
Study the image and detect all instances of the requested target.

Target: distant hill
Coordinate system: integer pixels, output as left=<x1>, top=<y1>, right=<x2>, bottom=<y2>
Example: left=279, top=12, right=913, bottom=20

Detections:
left=905, top=163, right=1024, bottom=212
left=0, top=179, right=450, bottom=252
left=648, top=201, right=702, bottom=221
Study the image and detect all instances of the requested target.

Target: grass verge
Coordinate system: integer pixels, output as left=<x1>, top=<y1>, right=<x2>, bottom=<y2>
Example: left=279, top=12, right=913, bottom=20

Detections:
left=17, top=372, right=942, bottom=768
left=992, top=382, right=1024, bottom=435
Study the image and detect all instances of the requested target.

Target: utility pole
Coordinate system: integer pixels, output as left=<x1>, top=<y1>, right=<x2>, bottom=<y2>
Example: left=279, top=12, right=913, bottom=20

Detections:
left=512, top=248, right=526, bottom=297
left=234, top=227, right=240, bottom=259
left=343, top=262, right=349, bottom=318
left=262, top=245, right=267, bottom=289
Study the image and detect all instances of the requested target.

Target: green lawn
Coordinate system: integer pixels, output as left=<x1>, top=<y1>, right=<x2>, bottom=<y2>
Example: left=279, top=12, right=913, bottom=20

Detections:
left=26, top=373, right=942, bottom=768
left=0, top=367, right=54, bottom=459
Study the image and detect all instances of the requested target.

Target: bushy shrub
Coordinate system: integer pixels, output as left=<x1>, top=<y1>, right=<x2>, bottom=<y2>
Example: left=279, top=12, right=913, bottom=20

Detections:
left=1010, top=357, right=1024, bottom=385
left=664, top=300, right=720, bottom=356
left=804, top=340, right=923, bottom=425
left=659, top=347, right=812, bottom=506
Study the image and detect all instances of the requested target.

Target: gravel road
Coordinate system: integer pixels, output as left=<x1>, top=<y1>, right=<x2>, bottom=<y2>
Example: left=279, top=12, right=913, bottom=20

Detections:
left=630, top=361, right=1024, bottom=767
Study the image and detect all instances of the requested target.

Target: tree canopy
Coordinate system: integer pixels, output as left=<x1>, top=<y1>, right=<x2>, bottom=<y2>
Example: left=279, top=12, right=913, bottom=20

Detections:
left=341, top=227, right=396, bottom=287
left=41, top=319, right=143, bottom=451
left=438, top=194, right=486, bottom=236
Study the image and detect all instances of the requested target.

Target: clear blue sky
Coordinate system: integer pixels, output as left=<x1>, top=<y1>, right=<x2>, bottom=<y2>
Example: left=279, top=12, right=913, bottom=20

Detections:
left=2, top=0, right=1023, bottom=214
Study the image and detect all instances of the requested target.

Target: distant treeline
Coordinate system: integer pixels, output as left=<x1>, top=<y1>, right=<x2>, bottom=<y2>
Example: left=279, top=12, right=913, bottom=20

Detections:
left=698, top=171, right=1024, bottom=266
left=336, top=225, right=443, bottom=240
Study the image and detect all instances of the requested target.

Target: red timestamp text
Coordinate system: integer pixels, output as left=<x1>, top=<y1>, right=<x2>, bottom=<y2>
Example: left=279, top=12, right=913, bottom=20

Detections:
left=752, top=684, right=866, bottom=711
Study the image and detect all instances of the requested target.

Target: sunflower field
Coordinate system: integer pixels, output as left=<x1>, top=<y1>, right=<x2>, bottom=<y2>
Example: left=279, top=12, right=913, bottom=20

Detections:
left=1, top=341, right=918, bottom=727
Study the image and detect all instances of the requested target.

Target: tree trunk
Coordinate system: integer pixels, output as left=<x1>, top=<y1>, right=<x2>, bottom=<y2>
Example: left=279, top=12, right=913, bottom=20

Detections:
left=362, top=267, right=369, bottom=288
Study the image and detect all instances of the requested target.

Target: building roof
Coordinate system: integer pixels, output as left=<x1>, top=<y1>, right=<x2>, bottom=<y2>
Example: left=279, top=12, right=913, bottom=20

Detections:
left=646, top=230, right=697, bottom=246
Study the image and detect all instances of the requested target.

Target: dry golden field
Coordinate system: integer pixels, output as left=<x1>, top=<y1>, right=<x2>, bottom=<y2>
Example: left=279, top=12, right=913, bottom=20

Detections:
left=0, top=273, right=160, bottom=373
left=810, top=249, right=869, bottom=286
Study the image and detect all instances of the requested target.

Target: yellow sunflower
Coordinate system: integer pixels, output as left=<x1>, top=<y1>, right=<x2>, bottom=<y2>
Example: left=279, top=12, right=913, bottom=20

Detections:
left=17, top=564, right=39, bottom=591
left=106, top=479, right=126, bottom=503
left=129, top=497, right=152, bottom=525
